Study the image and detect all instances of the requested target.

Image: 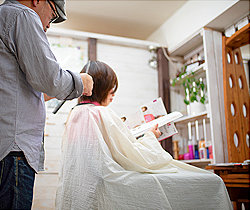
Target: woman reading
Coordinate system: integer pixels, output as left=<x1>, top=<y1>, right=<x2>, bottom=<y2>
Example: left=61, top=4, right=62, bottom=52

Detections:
left=56, top=61, right=232, bottom=210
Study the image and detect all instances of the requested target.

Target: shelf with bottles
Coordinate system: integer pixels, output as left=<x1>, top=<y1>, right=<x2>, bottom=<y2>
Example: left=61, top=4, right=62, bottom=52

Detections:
left=172, top=109, right=213, bottom=168
left=176, top=137, right=213, bottom=160
left=173, top=137, right=214, bottom=169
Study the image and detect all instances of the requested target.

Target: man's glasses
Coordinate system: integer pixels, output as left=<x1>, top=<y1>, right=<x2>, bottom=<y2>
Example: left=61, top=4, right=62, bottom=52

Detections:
left=47, top=0, right=59, bottom=23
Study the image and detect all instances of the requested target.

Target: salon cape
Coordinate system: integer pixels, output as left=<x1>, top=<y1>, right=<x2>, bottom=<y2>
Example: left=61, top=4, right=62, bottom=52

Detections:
left=56, top=104, right=232, bottom=210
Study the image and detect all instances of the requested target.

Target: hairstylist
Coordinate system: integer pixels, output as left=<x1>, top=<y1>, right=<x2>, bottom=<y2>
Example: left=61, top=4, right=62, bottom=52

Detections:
left=0, top=0, right=93, bottom=209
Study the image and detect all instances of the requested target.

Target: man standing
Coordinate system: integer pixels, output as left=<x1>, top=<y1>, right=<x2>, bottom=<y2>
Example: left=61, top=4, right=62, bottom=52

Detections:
left=0, top=0, right=93, bottom=209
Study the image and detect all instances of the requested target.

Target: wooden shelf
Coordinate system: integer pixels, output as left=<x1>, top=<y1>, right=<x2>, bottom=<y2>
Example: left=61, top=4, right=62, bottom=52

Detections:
left=180, top=159, right=212, bottom=164
left=174, top=111, right=208, bottom=124
left=180, top=159, right=213, bottom=169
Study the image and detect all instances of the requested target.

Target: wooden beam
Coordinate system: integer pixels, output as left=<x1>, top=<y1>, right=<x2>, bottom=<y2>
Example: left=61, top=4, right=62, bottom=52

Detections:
left=157, top=47, right=171, bottom=113
left=157, top=47, right=173, bottom=155
left=88, top=38, right=97, bottom=61
left=226, top=23, right=250, bottom=49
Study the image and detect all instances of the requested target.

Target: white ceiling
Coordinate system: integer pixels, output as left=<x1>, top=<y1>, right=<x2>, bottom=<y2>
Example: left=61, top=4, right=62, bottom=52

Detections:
left=0, top=0, right=187, bottom=40
left=59, top=0, right=187, bottom=39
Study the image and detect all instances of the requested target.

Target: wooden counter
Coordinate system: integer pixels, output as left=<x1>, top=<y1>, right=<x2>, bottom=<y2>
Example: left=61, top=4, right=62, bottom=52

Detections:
left=206, top=164, right=250, bottom=210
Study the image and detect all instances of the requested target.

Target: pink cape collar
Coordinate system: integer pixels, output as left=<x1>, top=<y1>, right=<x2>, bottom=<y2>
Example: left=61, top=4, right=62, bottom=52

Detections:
left=79, top=100, right=101, bottom=106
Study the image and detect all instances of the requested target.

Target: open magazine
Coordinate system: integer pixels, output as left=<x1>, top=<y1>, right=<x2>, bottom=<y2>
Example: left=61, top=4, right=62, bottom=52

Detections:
left=121, top=98, right=183, bottom=141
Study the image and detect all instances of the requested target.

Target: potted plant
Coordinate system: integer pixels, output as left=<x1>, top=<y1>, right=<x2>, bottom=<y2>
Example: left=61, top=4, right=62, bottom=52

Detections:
left=171, top=62, right=207, bottom=115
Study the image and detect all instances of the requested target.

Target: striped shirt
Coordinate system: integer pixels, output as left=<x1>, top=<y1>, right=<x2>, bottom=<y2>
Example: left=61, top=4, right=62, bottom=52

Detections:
left=0, top=0, right=83, bottom=172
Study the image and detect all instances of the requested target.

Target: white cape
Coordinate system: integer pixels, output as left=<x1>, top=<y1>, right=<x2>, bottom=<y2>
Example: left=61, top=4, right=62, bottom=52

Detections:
left=56, top=104, right=232, bottom=210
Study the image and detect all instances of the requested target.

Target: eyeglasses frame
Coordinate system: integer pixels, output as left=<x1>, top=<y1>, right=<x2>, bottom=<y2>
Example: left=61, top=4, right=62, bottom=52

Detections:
left=47, top=0, right=59, bottom=23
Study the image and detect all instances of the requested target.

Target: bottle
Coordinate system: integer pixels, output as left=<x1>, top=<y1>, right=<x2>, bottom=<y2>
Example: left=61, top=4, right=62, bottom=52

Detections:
left=199, top=147, right=206, bottom=159
left=206, top=147, right=210, bottom=159
left=194, top=144, right=199, bottom=159
left=207, top=141, right=213, bottom=159
left=188, top=140, right=194, bottom=159
left=199, top=140, right=206, bottom=159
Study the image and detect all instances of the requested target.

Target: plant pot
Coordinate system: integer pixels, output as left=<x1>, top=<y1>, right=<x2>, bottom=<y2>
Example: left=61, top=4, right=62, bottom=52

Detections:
left=187, top=101, right=206, bottom=115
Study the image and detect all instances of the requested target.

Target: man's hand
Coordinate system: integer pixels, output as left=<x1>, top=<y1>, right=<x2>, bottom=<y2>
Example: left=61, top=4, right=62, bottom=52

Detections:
left=150, top=124, right=161, bottom=138
left=80, top=73, right=94, bottom=96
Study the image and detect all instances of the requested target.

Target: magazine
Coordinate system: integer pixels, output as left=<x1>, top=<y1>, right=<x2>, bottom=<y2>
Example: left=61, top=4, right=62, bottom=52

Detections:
left=121, top=98, right=183, bottom=141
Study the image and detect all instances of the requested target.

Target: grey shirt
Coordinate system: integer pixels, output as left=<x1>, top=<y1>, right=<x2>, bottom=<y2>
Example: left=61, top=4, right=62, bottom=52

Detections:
left=0, top=0, right=83, bottom=172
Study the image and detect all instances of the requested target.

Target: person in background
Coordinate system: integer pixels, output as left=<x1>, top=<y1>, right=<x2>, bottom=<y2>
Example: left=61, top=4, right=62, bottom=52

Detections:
left=0, top=0, right=93, bottom=209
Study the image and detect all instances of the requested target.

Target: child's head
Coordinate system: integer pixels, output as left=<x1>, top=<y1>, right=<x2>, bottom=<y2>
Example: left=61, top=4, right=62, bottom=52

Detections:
left=79, top=61, right=118, bottom=106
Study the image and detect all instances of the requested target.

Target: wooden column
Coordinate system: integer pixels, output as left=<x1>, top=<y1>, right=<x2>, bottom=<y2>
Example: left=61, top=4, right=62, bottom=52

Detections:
left=78, top=38, right=97, bottom=104
left=157, top=48, right=171, bottom=112
left=157, top=47, right=173, bottom=155
left=203, top=28, right=228, bottom=163
left=88, top=38, right=97, bottom=61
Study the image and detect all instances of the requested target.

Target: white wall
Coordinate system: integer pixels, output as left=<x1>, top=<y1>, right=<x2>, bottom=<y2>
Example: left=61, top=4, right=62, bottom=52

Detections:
left=97, top=42, right=158, bottom=117
left=147, top=0, right=238, bottom=50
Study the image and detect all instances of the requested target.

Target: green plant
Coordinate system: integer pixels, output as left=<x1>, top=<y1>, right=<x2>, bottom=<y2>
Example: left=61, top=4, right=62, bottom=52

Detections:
left=172, top=66, right=206, bottom=105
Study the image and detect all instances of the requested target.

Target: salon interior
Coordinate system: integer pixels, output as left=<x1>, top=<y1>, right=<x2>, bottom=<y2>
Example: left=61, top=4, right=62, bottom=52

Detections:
left=2, top=0, right=248, bottom=209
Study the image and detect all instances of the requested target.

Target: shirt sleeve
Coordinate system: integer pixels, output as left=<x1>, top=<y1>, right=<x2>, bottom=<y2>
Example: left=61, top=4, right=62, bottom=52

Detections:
left=7, top=8, right=83, bottom=100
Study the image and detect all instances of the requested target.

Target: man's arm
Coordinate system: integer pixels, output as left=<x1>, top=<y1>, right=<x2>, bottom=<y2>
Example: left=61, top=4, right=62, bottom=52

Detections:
left=10, top=9, right=87, bottom=100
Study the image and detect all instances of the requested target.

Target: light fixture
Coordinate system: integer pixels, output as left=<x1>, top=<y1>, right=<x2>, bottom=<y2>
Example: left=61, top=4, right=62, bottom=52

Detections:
left=148, top=57, right=157, bottom=69
left=148, top=45, right=157, bottom=53
left=148, top=45, right=158, bottom=69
